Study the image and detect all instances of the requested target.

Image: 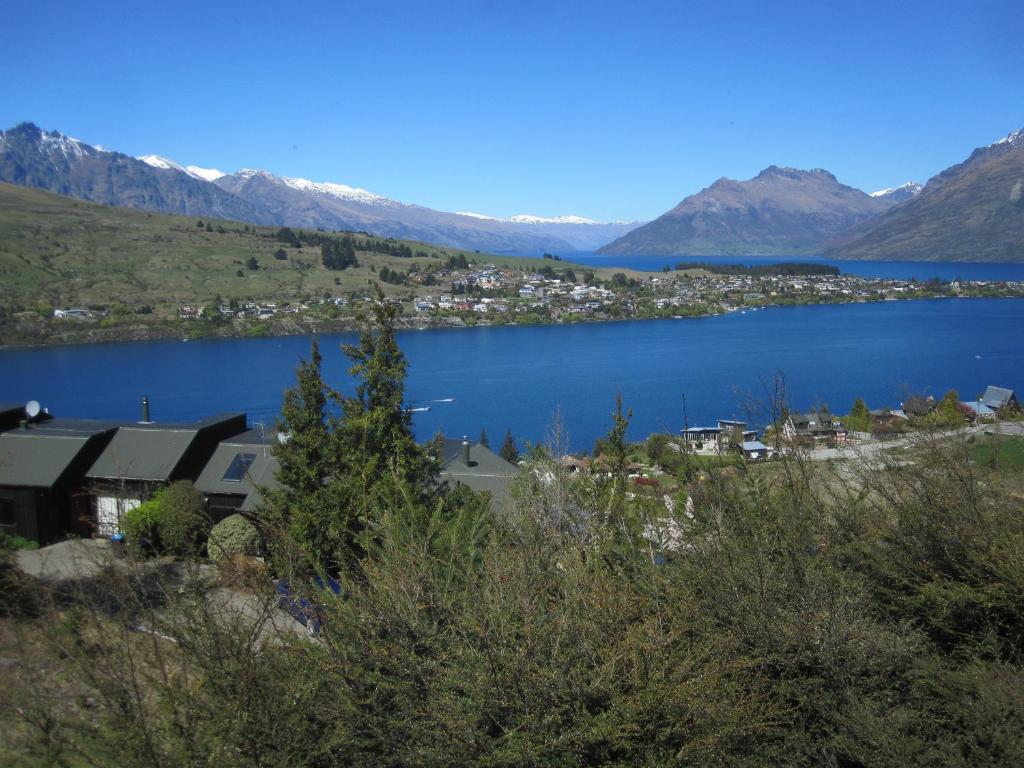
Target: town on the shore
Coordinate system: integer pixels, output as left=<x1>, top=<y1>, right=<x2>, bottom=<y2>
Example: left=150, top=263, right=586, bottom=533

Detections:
left=37, top=259, right=1024, bottom=345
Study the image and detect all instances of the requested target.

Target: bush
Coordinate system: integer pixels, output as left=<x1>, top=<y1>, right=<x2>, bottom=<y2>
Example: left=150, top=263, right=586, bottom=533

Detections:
left=207, top=514, right=261, bottom=563
left=159, top=481, right=210, bottom=557
left=121, top=482, right=210, bottom=557
left=121, top=492, right=164, bottom=554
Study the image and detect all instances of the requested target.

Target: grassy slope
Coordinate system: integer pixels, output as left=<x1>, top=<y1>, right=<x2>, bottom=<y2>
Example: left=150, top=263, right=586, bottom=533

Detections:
left=0, top=182, right=620, bottom=313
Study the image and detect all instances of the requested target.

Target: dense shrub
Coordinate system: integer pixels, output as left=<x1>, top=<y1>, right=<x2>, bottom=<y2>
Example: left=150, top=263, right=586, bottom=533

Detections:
left=157, top=481, right=210, bottom=556
left=207, top=514, right=261, bottom=562
left=120, top=482, right=210, bottom=557
left=121, top=492, right=164, bottom=553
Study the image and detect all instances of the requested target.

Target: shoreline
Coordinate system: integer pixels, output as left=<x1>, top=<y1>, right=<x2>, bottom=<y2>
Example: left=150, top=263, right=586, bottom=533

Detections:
left=1, top=293, right=1020, bottom=352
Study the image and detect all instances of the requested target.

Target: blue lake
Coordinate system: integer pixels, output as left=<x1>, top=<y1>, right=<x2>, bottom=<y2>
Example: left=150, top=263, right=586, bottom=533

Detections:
left=566, top=253, right=1024, bottom=282
left=1, top=298, right=1022, bottom=452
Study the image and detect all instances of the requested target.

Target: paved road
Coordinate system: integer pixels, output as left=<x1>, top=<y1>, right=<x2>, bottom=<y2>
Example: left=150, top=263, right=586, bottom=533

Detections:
left=16, top=539, right=309, bottom=642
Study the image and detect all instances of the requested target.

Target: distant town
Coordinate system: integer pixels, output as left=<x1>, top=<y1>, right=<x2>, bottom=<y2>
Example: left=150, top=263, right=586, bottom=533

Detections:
left=37, top=260, right=1024, bottom=346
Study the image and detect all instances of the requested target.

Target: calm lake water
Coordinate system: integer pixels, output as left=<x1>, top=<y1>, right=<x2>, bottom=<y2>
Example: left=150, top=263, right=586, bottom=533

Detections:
left=2, top=298, right=1022, bottom=452
left=567, top=253, right=1024, bottom=282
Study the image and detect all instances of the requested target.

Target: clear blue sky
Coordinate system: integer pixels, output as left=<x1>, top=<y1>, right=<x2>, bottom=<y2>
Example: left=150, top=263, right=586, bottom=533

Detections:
left=1, top=0, right=1021, bottom=221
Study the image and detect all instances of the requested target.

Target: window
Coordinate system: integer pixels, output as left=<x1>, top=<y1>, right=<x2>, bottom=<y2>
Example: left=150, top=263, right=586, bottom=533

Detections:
left=222, top=453, right=257, bottom=482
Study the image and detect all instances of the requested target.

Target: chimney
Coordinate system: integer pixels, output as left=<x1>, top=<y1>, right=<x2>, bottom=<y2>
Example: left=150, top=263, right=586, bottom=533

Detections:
left=141, top=395, right=152, bottom=424
left=461, top=436, right=471, bottom=466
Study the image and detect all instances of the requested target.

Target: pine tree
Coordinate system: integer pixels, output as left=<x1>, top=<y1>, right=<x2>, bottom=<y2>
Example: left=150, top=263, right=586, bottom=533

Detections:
left=335, top=284, right=435, bottom=526
left=500, top=428, right=519, bottom=465
left=479, top=428, right=489, bottom=448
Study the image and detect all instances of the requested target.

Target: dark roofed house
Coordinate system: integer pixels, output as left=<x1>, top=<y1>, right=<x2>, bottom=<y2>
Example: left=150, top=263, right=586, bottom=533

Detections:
left=0, top=418, right=119, bottom=543
left=437, top=436, right=521, bottom=506
left=86, top=413, right=247, bottom=535
left=981, top=386, right=1019, bottom=413
left=194, top=429, right=280, bottom=521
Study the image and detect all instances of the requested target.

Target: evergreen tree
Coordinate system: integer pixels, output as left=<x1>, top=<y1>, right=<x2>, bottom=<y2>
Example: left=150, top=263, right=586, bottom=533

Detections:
left=334, top=284, right=435, bottom=535
left=500, top=428, right=519, bottom=465
left=479, top=428, right=489, bottom=448
left=848, top=397, right=871, bottom=432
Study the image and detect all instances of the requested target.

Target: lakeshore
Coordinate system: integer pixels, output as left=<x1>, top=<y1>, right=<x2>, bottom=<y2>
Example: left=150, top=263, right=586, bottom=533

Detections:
left=4, top=264, right=1022, bottom=350
left=3, top=297, right=1022, bottom=453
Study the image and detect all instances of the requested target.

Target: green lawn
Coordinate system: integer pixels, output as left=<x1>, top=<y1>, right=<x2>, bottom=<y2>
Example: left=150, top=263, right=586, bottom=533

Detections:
left=969, top=435, right=1024, bottom=470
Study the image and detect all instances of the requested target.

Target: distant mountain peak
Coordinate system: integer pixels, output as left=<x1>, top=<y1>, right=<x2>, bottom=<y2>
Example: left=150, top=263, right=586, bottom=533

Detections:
left=279, top=175, right=392, bottom=205
left=139, top=154, right=225, bottom=182
left=870, top=181, right=923, bottom=198
left=456, top=212, right=614, bottom=226
left=509, top=214, right=600, bottom=225
left=754, top=165, right=836, bottom=182
left=2, top=122, right=101, bottom=160
left=990, top=127, right=1024, bottom=148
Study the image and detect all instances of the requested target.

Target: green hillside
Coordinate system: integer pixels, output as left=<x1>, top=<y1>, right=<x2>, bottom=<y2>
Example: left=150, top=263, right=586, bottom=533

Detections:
left=0, top=182, right=559, bottom=313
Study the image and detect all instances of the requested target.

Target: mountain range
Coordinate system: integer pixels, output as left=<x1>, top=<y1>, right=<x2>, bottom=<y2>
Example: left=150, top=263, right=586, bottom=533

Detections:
left=0, top=123, right=640, bottom=255
left=828, top=129, right=1024, bottom=262
left=598, top=167, right=917, bottom=257
left=2, top=121, right=1023, bottom=261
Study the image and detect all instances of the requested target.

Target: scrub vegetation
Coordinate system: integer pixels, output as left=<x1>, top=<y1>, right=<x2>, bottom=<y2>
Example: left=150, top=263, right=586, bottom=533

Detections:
left=2, top=288, right=1023, bottom=767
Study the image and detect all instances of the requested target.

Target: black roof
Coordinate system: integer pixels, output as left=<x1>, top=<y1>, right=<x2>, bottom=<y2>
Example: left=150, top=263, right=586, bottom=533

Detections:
left=194, top=429, right=281, bottom=510
left=0, top=421, right=119, bottom=488
left=86, top=413, right=246, bottom=482
left=437, top=437, right=520, bottom=499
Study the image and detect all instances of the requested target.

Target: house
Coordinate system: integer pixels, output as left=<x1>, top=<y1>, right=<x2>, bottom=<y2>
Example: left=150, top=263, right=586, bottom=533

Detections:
left=980, top=386, right=1019, bottom=413
left=85, top=412, right=248, bottom=535
left=787, top=411, right=848, bottom=445
left=682, top=426, right=721, bottom=452
left=716, top=419, right=758, bottom=451
left=436, top=436, right=520, bottom=505
left=740, top=440, right=770, bottom=461
left=194, top=429, right=280, bottom=521
left=960, top=401, right=996, bottom=421
left=0, top=414, right=119, bottom=543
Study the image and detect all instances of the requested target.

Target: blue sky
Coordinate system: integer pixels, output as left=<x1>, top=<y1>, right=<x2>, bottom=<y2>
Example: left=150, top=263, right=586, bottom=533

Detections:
left=1, top=0, right=1021, bottom=221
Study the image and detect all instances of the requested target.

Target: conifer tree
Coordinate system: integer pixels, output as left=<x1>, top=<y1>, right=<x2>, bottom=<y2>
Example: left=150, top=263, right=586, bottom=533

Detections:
left=500, top=428, right=519, bottom=465
left=479, top=428, right=489, bottom=448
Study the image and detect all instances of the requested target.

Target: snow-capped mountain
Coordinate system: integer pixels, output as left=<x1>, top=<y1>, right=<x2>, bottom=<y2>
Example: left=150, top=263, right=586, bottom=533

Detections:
left=870, top=181, right=923, bottom=198
left=454, top=211, right=643, bottom=249
left=830, top=126, right=1024, bottom=262
left=991, top=127, right=1024, bottom=148
left=869, top=181, right=924, bottom=204
left=213, top=168, right=596, bottom=253
left=0, top=123, right=271, bottom=224
left=0, top=123, right=638, bottom=253
left=139, top=155, right=225, bottom=183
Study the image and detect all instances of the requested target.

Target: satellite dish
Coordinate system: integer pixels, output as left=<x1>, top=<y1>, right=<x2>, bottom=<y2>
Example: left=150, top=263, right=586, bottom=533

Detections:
left=25, top=400, right=41, bottom=419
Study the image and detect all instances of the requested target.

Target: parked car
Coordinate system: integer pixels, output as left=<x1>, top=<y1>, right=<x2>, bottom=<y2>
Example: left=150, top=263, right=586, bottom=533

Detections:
left=273, top=576, right=341, bottom=635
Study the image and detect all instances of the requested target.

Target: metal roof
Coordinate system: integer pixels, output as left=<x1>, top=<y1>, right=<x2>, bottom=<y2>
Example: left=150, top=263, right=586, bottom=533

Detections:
left=438, top=438, right=520, bottom=500
left=86, top=426, right=199, bottom=481
left=194, top=440, right=280, bottom=505
left=0, top=432, right=93, bottom=487
left=981, top=386, right=1016, bottom=410
left=741, top=440, right=769, bottom=452
left=85, top=414, right=246, bottom=482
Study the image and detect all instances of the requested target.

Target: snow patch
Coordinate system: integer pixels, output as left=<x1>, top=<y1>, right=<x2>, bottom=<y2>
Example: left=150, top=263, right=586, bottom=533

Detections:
left=991, top=127, right=1024, bottom=147
left=456, top=211, right=501, bottom=220
left=186, top=165, right=225, bottom=182
left=140, top=155, right=226, bottom=182
left=280, top=175, right=395, bottom=206
left=870, top=181, right=923, bottom=198
left=509, top=214, right=601, bottom=225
